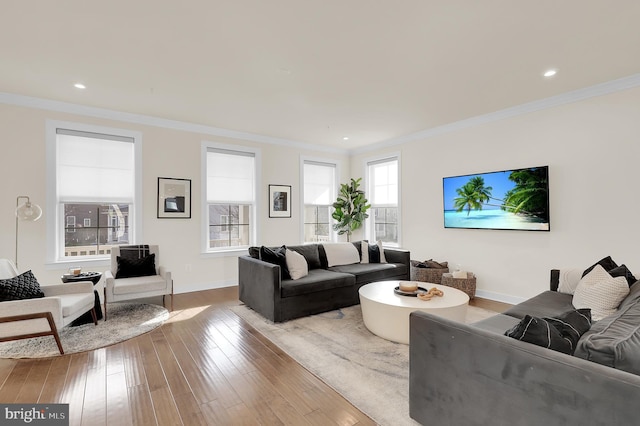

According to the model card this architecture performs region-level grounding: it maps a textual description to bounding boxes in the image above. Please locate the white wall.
[3,84,639,302]
[0,103,349,293]
[351,86,640,303]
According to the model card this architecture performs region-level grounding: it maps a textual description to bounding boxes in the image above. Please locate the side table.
[441,272,476,299]
[61,272,103,325]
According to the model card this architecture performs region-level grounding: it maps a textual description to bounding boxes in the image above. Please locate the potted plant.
[332,178,371,241]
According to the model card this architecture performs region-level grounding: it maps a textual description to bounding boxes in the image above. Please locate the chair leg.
[103,288,108,321]
[44,313,64,355]
[0,312,64,355]
[162,293,174,312]
[90,308,98,325]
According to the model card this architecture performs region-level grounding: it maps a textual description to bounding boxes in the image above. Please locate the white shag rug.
[0,303,169,358]
[230,304,495,426]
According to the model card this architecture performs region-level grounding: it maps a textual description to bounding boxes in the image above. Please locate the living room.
[2,2,640,425]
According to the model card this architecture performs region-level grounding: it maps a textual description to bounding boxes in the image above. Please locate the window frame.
[45,120,142,266]
[201,141,261,255]
[300,156,340,244]
[364,153,401,247]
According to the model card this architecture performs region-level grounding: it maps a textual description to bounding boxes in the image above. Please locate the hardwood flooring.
[0,287,507,425]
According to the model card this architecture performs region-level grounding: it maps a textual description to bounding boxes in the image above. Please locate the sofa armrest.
[0,297,63,319]
[159,266,173,292]
[550,269,560,291]
[41,281,93,296]
[383,247,410,265]
[238,256,282,322]
[384,248,410,280]
[409,311,640,426]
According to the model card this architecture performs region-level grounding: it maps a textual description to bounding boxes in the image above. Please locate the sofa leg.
[91,308,98,325]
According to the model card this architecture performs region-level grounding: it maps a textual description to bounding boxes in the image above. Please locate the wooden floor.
[0,287,507,426]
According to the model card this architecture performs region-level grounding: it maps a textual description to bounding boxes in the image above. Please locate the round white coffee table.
[359,280,469,344]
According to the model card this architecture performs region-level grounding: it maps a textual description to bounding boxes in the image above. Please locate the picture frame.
[157,177,191,219]
[269,184,291,218]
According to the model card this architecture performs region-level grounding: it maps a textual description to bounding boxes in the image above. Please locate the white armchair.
[0,259,97,354]
[104,245,173,320]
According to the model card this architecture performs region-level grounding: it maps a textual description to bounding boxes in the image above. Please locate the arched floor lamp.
[15,196,42,269]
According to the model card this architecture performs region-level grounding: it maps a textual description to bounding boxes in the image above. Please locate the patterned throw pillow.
[116,253,157,278]
[505,309,592,355]
[0,270,45,301]
[582,256,618,278]
[573,264,629,321]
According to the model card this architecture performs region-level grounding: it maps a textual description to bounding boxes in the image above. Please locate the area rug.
[0,303,169,359]
[230,304,495,426]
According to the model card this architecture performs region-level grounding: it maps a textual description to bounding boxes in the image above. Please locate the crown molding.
[0,92,348,155]
[351,72,640,155]
[3,72,640,158]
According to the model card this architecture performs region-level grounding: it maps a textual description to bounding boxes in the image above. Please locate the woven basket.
[441,272,476,299]
[410,260,449,284]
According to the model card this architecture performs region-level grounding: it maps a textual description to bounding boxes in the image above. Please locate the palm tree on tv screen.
[453,176,492,216]
[502,168,549,221]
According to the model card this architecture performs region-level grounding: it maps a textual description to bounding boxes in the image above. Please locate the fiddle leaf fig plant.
[332,178,371,241]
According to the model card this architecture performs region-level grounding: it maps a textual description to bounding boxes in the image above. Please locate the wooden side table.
[441,272,476,299]
[61,272,103,325]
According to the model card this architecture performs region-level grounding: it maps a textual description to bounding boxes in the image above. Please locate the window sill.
[45,258,111,270]
[201,248,248,259]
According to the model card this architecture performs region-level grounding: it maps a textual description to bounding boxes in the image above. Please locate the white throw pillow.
[285,249,308,280]
[322,243,360,267]
[377,240,387,263]
[572,264,629,321]
[557,268,584,295]
[360,241,370,264]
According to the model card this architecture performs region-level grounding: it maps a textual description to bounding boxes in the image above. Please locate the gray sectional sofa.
[238,243,410,322]
[409,269,640,426]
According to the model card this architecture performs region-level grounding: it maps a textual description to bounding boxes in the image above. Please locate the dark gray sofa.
[238,243,410,322]
[409,269,640,426]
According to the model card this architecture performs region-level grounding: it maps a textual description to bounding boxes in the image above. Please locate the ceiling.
[2,1,640,151]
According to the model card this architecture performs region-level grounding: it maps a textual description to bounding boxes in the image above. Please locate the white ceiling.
[2,1,640,150]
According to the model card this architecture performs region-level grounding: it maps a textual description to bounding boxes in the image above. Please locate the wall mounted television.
[443,165,550,231]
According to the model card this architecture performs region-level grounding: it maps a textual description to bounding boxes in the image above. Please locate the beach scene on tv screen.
[443,166,549,231]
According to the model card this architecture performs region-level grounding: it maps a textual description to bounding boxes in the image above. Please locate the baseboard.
[475,289,527,305]
[175,279,237,295]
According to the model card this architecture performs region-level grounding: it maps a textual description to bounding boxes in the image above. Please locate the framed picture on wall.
[158,177,192,218]
[269,184,291,218]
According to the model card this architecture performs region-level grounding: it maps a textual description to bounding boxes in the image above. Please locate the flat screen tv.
[443,165,550,231]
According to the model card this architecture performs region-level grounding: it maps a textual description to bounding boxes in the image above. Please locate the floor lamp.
[15,196,42,269]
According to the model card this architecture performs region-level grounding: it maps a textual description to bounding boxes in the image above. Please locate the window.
[366,156,400,245]
[302,160,337,243]
[47,121,141,263]
[204,145,258,251]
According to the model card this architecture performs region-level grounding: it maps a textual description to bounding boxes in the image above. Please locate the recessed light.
[74,83,86,89]
[343,137,349,140]
[543,69,557,78]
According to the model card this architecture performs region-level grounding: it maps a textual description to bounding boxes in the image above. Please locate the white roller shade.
[207,149,255,203]
[57,131,135,203]
[369,159,398,205]
[304,162,335,205]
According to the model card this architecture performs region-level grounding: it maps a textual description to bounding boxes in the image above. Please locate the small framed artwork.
[158,177,191,219]
[269,184,291,218]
